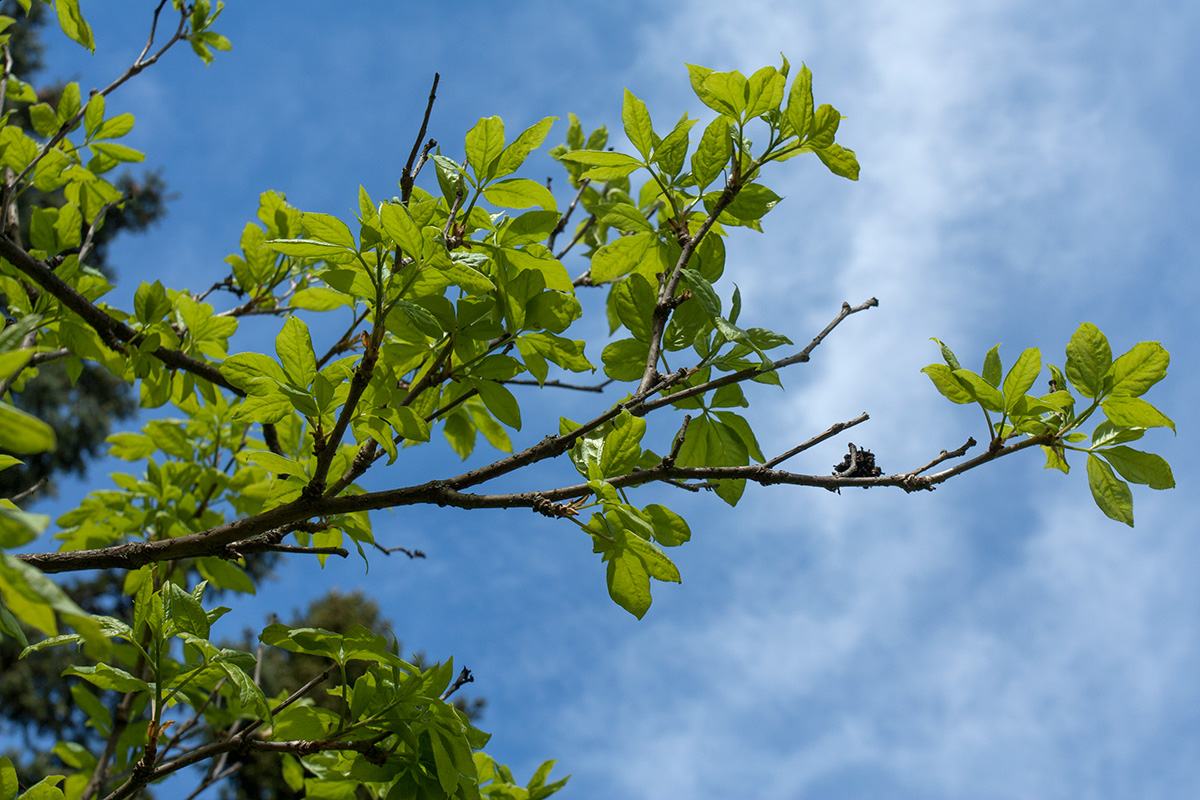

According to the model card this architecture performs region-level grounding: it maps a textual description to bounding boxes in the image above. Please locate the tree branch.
[0,237,242,394]
[400,73,439,203]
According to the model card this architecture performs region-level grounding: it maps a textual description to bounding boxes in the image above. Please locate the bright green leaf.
[1086,453,1134,526]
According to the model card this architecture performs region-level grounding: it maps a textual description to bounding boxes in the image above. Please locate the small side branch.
[440,667,474,701]
[762,413,870,469]
[400,73,440,202]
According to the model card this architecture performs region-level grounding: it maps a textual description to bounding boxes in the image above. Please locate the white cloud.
[548,1,1198,798]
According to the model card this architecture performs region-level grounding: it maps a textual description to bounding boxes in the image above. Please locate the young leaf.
[785,63,814,139]
[982,344,1003,388]
[1065,322,1112,399]
[275,316,317,388]
[555,150,642,181]
[597,411,646,478]
[692,117,732,190]
[0,402,56,454]
[1002,347,1041,410]
[813,143,860,181]
[483,178,558,212]
[55,0,95,51]
[951,369,1004,412]
[472,380,521,430]
[590,232,654,283]
[1086,454,1134,526]
[745,65,786,120]
[301,212,356,250]
[622,89,654,161]
[494,116,556,179]
[1101,396,1175,432]
[1098,446,1175,490]
[465,115,506,180]
[379,202,425,257]
[1107,341,1169,398]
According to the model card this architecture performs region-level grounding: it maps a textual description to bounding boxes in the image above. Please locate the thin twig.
[559,215,595,264]
[316,306,370,369]
[762,413,871,469]
[908,437,976,476]
[400,73,440,203]
[372,543,426,558]
[440,667,474,701]
[501,377,612,393]
[547,178,589,251]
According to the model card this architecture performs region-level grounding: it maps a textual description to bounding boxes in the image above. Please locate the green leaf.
[0,505,48,549]
[88,141,144,163]
[162,581,209,638]
[1098,446,1174,490]
[197,557,256,595]
[813,143,860,181]
[385,406,431,443]
[595,201,654,233]
[717,183,782,223]
[606,548,652,619]
[653,115,696,178]
[379,202,425,257]
[785,63,814,139]
[1065,322,1112,399]
[222,352,289,392]
[133,280,171,324]
[1090,420,1145,448]
[930,338,962,370]
[598,411,645,478]
[602,338,649,381]
[465,115,506,180]
[0,350,31,384]
[982,344,1003,387]
[1107,341,1169,398]
[245,451,307,478]
[0,402,56,454]
[745,65,786,120]
[472,380,521,430]
[94,113,134,141]
[302,212,356,250]
[808,104,841,148]
[1086,454,1134,526]
[921,364,974,405]
[680,268,720,318]
[2,757,18,800]
[483,178,558,212]
[714,410,764,463]
[590,232,654,283]
[611,273,656,342]
[501,209,560,246]
[63,663,149,693]
[275,316,317,388]
[622,89,654,161]
[290,286,350,311]
[1101,396,1175,432]
[692,116,732,190]
[28,103,58,137]
[494,116,557,178]
[265,238,355,262]
[55,0,94,51]
[643,504,691,546]
[555,150,643,181]
[1002,347,1041,411]
[951,369,1004,412]
[1042,446,1069,475]
[676,415,749,468]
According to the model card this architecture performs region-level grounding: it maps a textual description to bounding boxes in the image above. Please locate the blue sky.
[31,1,1200,798]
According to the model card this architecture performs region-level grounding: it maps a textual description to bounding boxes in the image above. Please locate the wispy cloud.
[548,1,1198,798]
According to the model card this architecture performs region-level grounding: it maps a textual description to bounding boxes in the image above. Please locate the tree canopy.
[0,3,1175,800]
